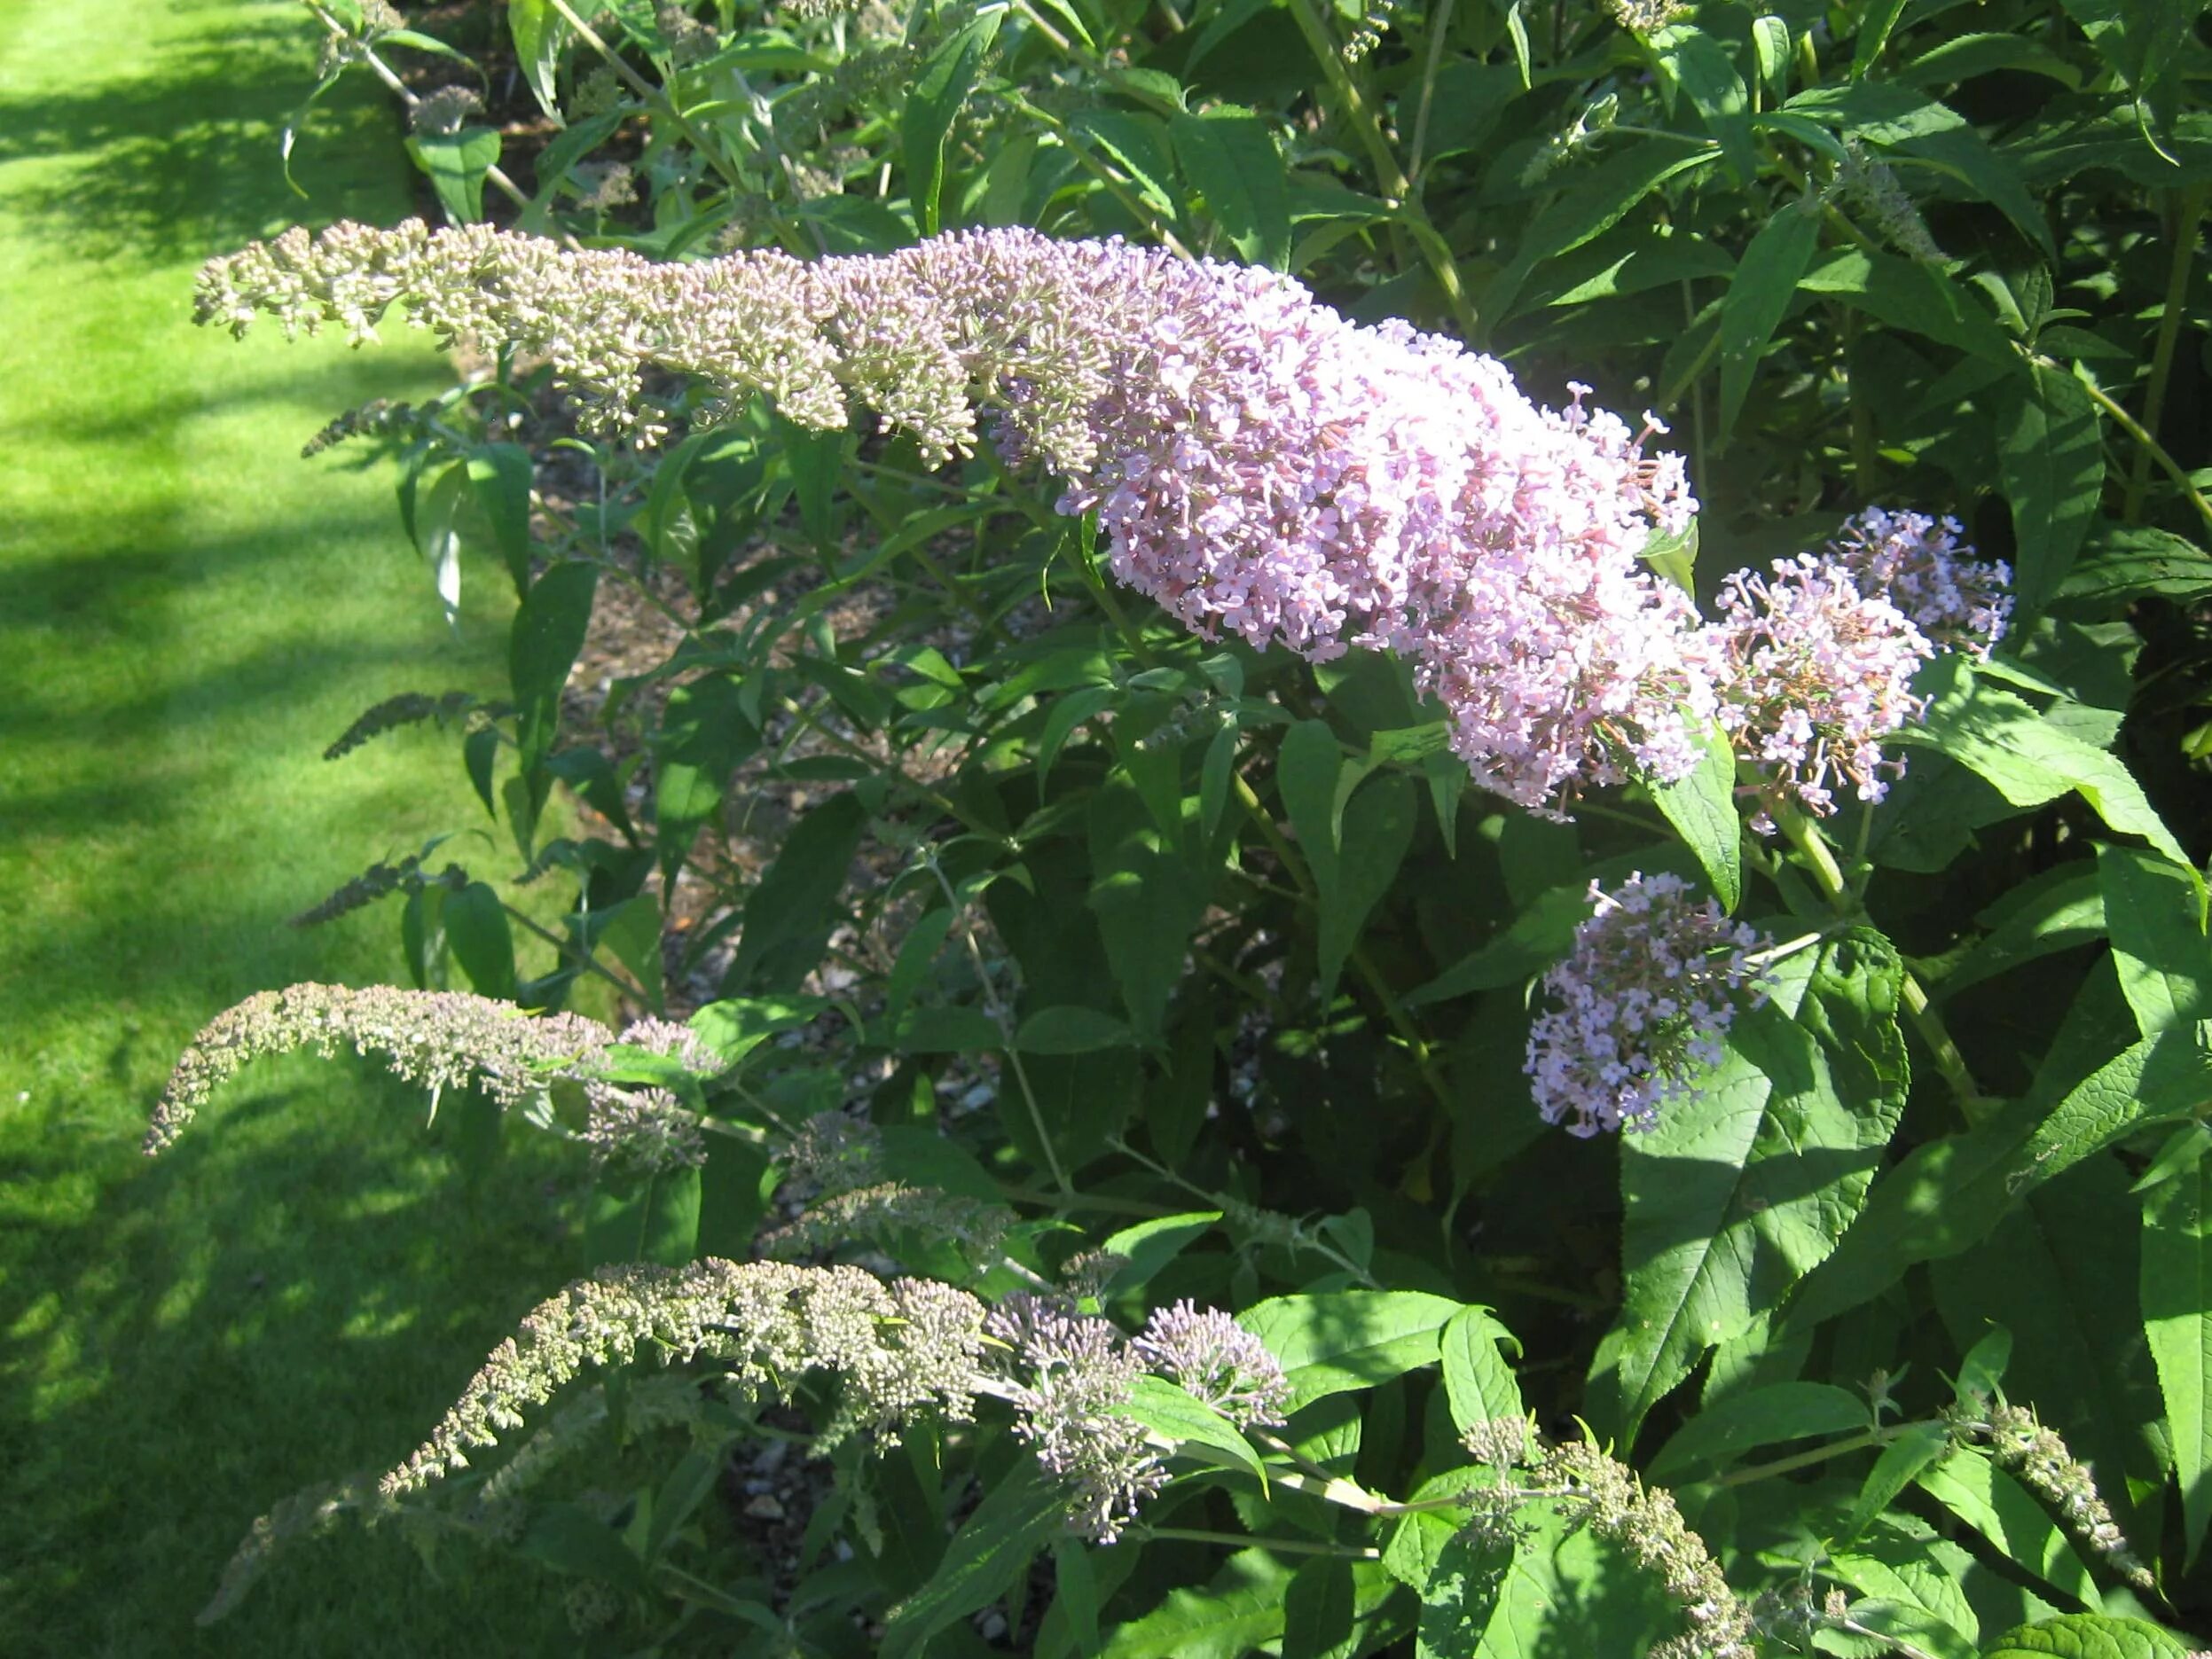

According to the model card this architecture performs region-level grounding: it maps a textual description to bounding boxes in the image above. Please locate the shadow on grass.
[0,2,591,1650]
[0,1064,583,1652]
[0,11,418,265]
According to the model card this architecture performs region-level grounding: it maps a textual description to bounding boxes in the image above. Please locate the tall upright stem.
[1282,0,1479,340]
[1777,809,1986,1118]
[2122,184,2209,523]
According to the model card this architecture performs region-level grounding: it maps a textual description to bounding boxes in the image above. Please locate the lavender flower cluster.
[198,222,1709,810]
[1524,873,1767,1137]
[984,1294,1290,1541]
[198,222,2014,814]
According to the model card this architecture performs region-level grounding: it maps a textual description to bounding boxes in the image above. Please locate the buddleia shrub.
[153,0,2212,1649]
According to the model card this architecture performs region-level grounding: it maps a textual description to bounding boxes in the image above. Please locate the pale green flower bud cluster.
[1463,1432,1757,1659]
[764,1109,1014,1264]
[1962,1401,2152,1588]
[758,1178,1013,1262]
[145,985,723,1170]
[145,983,613,1154]
[581,1086,708,1177]
[384,1259,989,1496]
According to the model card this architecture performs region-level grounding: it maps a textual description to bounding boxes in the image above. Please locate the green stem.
[2125,185,2208,522]
[1777,809,1986,1117]
[1282,0,1479,340]
[924,857,1073,1199]
[996,93,1196,259]
[1130,1526,1379,1559]
[2064,360,2212,541]
[545,0,750,197]
[1721,1423,1909,1487]
[1406,0,1457,183]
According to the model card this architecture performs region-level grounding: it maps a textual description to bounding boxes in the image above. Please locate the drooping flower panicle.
[144,983,719,1162]
[199,221,1701,810]
[1525,873,1767,1136]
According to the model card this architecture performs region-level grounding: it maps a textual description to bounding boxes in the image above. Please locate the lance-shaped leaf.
[1590,931,1908,1441]
[2143,1155,2212,1564]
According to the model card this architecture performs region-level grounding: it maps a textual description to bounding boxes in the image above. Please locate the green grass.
[0,1,583,1649]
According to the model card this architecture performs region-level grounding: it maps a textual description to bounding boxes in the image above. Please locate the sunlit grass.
[0,1,584,1649]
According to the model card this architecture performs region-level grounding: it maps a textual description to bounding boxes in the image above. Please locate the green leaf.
[882,1004,1002,1054]
[1980,1614,2196,1659]
[1073,109,1180,216]
[1996,364,2104,614]
[1930,1160,2169,1531]
[1102,1549,1295,1659]
[1650,717,1744,910]
[598,892,663,1012]
[1426,1500,1683,1657]
[584,1163,702,1268]
[903,12,1001,236]
[410,458,467,622]
[405,127,502,223]
[1439,1307,1525,1439]
[1592,934,1909,1439]
[2143,1155,2212,1563]
[1101,1210,1221,1296]
[467,443,534,593]
[2012,1022,2212,1200]
[508,0,574,119]
[1844,1420,1954,1542]
[1281,1557,1361,1659]
[882,1463,1068,1659]
[1384,1471,1492,1592]
[1798,247,2013,362]
[1088,779,1204,1045]
[1828,1523,1981,1659]
[1037,685,1118,794]
[654,674,760,886]
[1785,966,2142,1333]
[1852,0,1912,78]
[1917,1450,2099,1609]
[509,560,600,814]
[1714,207,1818,445]
[1942,867,2105,998]
[1414,1525,1514,1659]
[1647,1382,1869,1482]
[519,1500,649,1591]
[1114,1374,1265,1482]
[884,907,953,1021]
[1316,771,1416,999]
[1753,15,1792,95]
[1171,107,1291,269]
[1014,1006,1138,1054]
[2055,526,2212,612]
[1238,1291,1460,1409]
[2098,844,2211,1040]
[1277,720,1344,895]
[1483,145,1720,325]
[443,880,516,1001]
[1902,656,2192,875]
[1651,24,1755,183]
[727,792,867,994]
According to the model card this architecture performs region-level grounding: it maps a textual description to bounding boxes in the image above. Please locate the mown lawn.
[0,0,580,1648]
